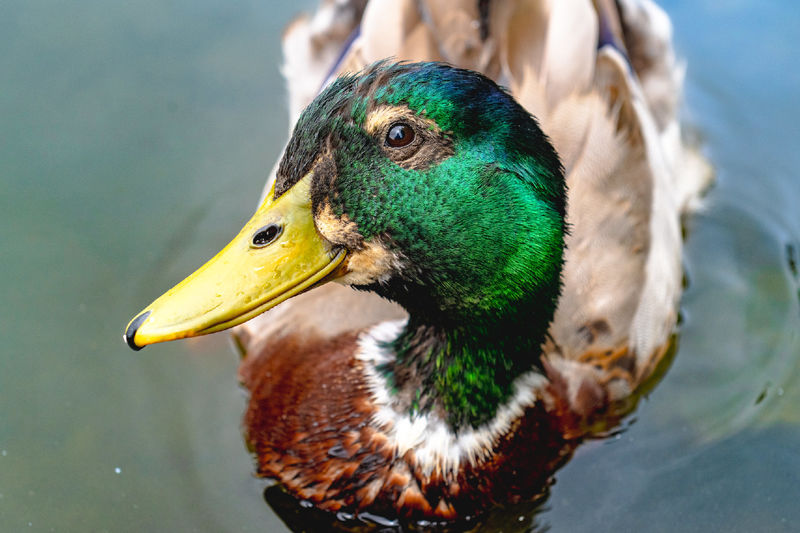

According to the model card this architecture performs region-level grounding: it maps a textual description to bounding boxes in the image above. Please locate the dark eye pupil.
[251,224,282,247]
[386,123,414,148]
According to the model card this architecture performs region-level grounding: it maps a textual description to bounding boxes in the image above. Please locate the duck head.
[125,62,565,425]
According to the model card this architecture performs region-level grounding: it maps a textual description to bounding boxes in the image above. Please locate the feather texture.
[237,0,711,414]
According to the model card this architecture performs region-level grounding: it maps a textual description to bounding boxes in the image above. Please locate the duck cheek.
[313,198,366,250]
[334,238,400,286]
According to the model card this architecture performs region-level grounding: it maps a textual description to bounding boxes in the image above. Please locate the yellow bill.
[124,176,344,350]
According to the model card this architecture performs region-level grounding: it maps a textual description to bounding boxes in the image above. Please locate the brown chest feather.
[240,333,578,520]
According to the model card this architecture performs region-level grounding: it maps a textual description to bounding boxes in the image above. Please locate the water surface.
[1,1,798,531]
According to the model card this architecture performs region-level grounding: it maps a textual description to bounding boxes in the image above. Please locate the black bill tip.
[124,310,151,351]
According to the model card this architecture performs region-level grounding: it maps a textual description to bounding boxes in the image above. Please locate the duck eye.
[386,123,415,148]
[251,224,282,248]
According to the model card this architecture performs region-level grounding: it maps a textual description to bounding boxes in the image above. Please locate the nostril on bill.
[251,224,283,248]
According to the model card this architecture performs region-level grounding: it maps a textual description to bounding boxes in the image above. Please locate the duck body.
[125,0,711,522]
[240,328,572,520]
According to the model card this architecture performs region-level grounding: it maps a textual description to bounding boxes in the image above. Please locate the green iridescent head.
[277,61,565,324]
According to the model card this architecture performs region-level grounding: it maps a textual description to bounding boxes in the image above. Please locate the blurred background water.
[1,1,798,531]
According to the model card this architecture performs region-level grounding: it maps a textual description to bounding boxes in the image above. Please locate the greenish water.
[1,1,798,531]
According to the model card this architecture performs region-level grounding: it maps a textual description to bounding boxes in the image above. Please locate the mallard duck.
[125,0,710,522]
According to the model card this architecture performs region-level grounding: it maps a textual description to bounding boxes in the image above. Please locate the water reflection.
[264,483,552,532]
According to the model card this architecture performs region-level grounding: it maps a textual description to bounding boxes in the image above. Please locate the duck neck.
[384,298,553,430]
